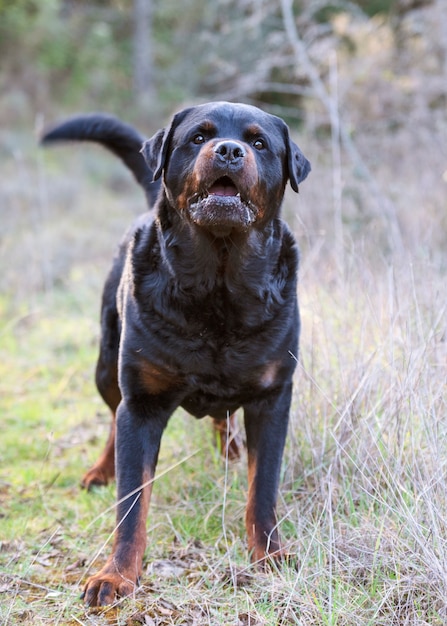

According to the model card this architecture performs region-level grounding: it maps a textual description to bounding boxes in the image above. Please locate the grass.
[1,125,447,625]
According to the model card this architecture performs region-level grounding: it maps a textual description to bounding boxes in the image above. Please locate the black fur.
[42,101,310,606]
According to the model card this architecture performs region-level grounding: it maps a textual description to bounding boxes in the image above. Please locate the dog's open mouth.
[188,176,257,235]
[207,176,239,197]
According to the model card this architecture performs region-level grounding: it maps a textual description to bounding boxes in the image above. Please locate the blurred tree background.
[0,0,443,122]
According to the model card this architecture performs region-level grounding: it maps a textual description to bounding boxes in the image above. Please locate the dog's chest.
[127,227,299,409]
[135,283,291,388]
[157,290,272,367]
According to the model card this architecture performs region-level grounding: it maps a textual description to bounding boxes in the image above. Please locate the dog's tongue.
[208,177,238,197]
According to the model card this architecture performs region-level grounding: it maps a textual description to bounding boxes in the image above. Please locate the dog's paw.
[82,563,137,606]
[81,465,114,490]
[250,545,298,572]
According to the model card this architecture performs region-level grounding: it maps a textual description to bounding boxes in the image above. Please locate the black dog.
[42,101,310,606]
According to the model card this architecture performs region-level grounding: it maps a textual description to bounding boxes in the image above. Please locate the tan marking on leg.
[83,469,153,606]
[212,413,244,461]
[81,414,116,489]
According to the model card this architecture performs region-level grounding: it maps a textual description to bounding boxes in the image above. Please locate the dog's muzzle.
[188,141,258,236]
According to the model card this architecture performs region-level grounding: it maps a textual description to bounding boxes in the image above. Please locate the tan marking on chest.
[139,360,180,394]
[259,361,280,388]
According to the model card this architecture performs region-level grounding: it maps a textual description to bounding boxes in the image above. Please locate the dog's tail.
[41,113,160,206]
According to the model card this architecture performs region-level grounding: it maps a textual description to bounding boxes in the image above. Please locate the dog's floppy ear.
[141,128,166,181]
[283,125,311,192]
[141,108,192,181]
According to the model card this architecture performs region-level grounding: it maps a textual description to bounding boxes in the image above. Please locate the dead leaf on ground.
[146,559,187,579]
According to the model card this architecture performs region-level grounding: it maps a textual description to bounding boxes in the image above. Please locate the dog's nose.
[214,140,246,163]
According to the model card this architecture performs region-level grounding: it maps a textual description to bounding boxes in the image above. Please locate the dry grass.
[283,256,447,624]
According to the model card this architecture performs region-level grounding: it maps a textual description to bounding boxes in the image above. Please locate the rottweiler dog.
[42,101,310,606]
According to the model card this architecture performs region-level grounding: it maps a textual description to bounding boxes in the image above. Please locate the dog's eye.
[253,139,266,150]
[193,134,206,145]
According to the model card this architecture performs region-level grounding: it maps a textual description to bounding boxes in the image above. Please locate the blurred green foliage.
[0,0,397,120]
[0,0,132,113]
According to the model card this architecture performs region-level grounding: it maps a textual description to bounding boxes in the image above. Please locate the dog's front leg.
[243,384,292,565]
[82,399,169,606]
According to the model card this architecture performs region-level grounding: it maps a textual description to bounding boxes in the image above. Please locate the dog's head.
[142,102,310,237]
